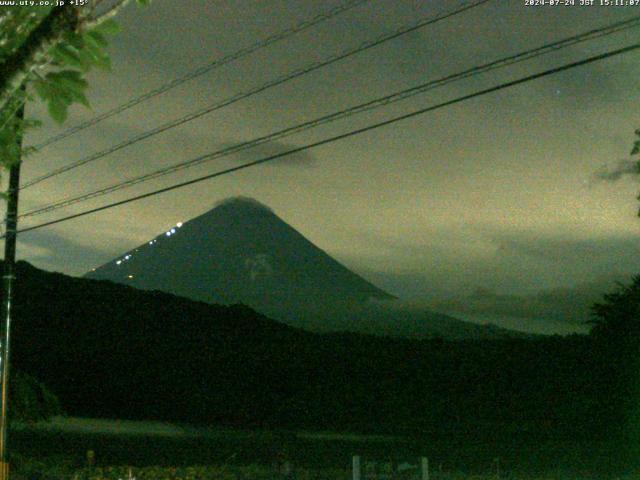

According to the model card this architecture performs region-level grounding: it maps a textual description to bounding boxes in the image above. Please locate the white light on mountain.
[176,222,183,228]
[170,228,176,234]
[116,260,122,265]
[128,275,134,279]
[149,241,153,245]
[125,255,131,260]
[166,231,171,236]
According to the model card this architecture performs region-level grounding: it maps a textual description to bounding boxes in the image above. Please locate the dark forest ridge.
[3,261,587,432]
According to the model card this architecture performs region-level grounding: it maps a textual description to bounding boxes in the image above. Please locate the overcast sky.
[11,0,640,334]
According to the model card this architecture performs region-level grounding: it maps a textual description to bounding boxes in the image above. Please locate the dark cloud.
[17,230,111,275]
[214,196,274,213]
[544,57,637,110]
[591,158,638,182]
[352,231,637,330]
[429,272,632,326]
[493,232,640,275]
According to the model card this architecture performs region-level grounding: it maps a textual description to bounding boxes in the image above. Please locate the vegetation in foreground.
[7,420,639,480]
[8,460,640,480]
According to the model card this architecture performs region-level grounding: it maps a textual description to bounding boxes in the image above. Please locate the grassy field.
[7,417,638,479]
[12,417,413,468]
[10,462,640,480]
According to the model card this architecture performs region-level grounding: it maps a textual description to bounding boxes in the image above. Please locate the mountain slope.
[12,261,313,424]
[85,197,517,338]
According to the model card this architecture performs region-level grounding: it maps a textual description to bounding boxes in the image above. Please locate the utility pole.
[0,95,25,480]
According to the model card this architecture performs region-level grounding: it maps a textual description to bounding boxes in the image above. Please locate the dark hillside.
[2,261,630,467]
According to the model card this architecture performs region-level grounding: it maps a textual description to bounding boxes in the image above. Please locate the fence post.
[353,456,361,480]
[420,457,429,480]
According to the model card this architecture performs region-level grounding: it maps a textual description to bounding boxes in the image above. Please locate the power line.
[19,14,640,219]
[21,0,492,189]
[13,42,640,237]
[29,0,371,151]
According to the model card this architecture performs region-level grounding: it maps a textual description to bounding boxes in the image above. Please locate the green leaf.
[46,71,90,108]
[136,0,151,6]
[48,99,69,124]
[83,34,107,60]
[92,51,112,71]
[50,43,82,69]
[62,30,85,50]
[633,130,640,156]
[32,79,53,103]
[47,70,87,89]
[85,30,108,49]
[72,90,90,108]
[79,37,112,71]
[76,47,95,72]
[91,19,121,36]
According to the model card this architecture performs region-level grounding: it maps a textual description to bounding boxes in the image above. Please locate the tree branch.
[0,5,80,114]
[85,0,133,29]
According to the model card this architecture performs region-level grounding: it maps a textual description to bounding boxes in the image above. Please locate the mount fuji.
[86,197,518,338]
